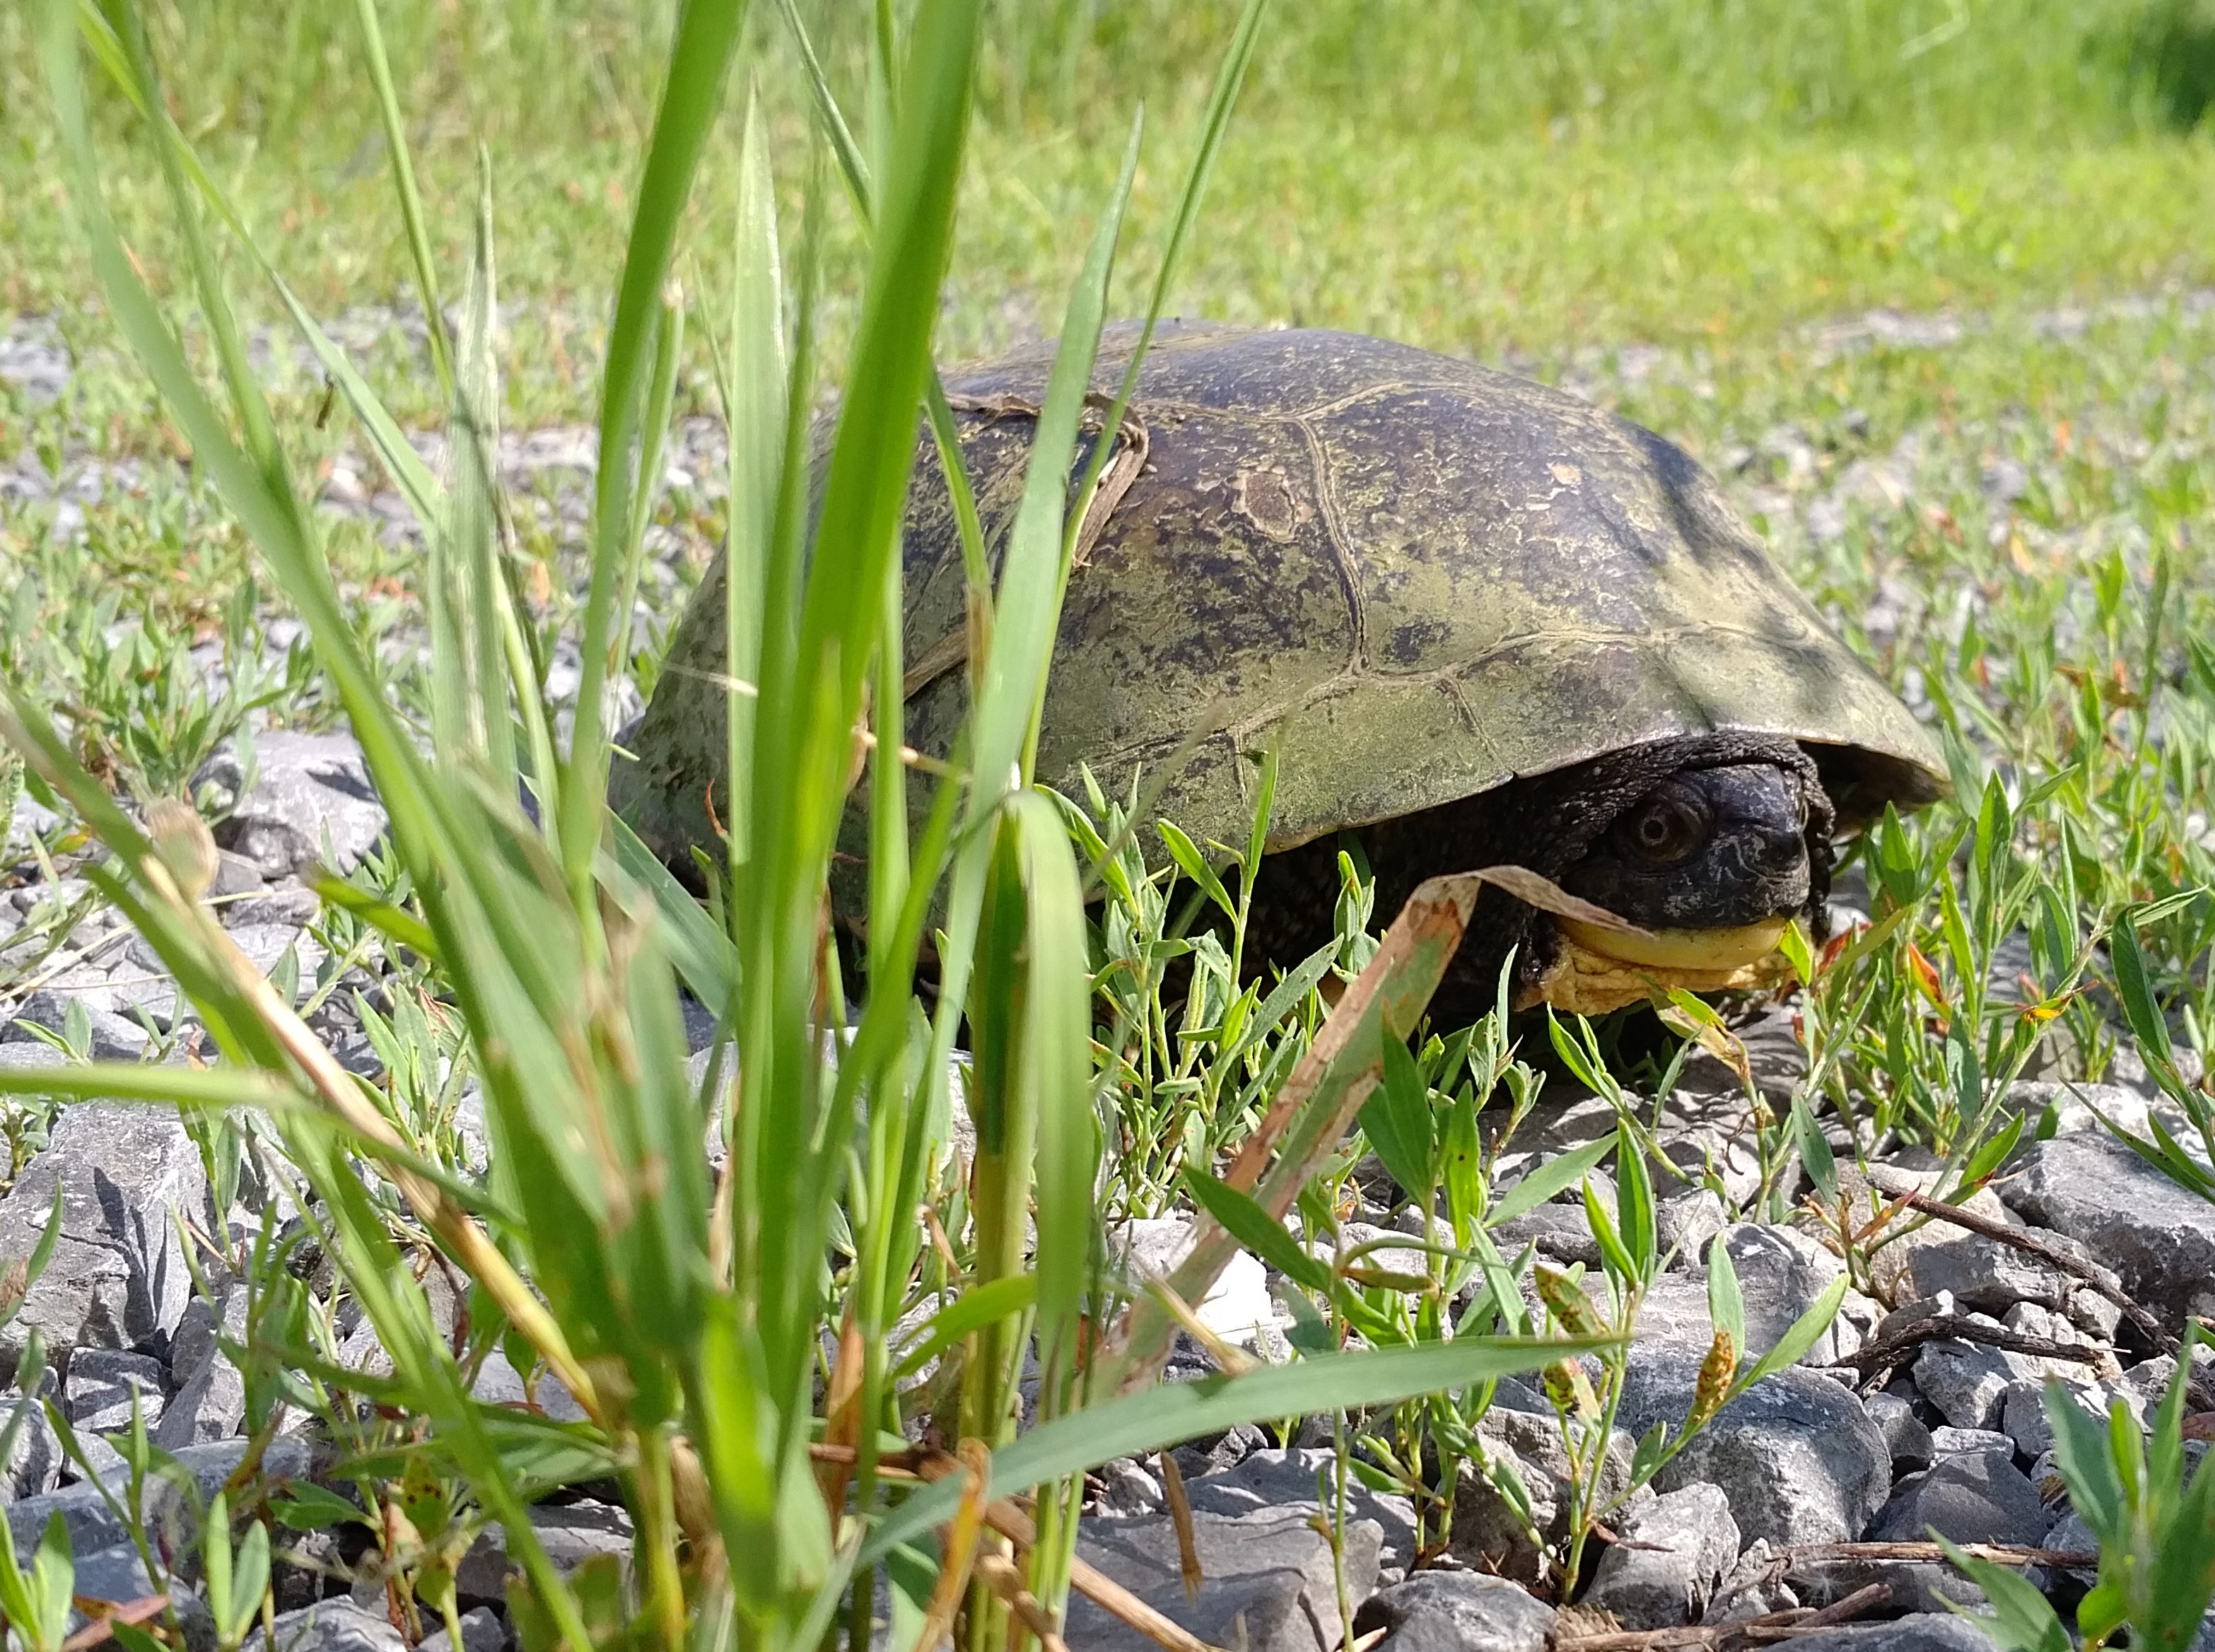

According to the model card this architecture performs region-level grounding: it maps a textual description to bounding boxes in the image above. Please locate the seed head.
[145,797,218,903]
[1689,1328,1738,1430]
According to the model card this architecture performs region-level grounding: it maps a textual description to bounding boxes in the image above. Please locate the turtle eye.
[1617,787,1710,866]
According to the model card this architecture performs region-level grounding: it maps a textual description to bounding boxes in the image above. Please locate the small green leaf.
[1931,1535,2071,1652]
[1159,820,1237,920]
[1705,1231,1745,1349]
[1582,1180,1637,1291]
[1777,918,1816,988]
[2110,915,2175,1067]
[1186,1167,1333,1295]
[1360,1032,1436,1199]
[1488,1137,1615,1230]
[1956,1113,2024,1191]
[1278,1282,1336,1358]
[1615,1121,1656,1280]
[271,1483,373,1532]
[1791,1096,1836,1202]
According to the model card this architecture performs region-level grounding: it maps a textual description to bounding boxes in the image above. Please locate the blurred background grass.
[4,0,2214,406]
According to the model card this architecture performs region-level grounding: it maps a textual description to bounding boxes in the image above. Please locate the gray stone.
[1487,1205,1602,1270]
[1863,1391,1934,1473]
[69,1542,159,1605]
[2003,1135,2215,1323]
[1615,1350,1889,1547]
[1928,1427,2016,1461]
[1875,1217,2086,1318]
[1778,1614,1997,1651]
[1709,1537,1796,1623]
[64,1348,167,1432]
[1068,1504,1381,1652]
[209,852,266,901]
[1622,1224,1853,1364]
[0,1389,62,1501]
[2064,1287,2124,1342]
[0,322,71,403]
[1177,1447,1418,1578]
[0,1044,66,1076]
[1869,1453,2048,1545]
[1352,1571,1555,1652]
[196,732,389,879]
[2045,1508,2098,1569]
[1911,1318,2079,1431]
[0,1105,209,1368]
[1583,1482,1738,1629]
[8,1437,315,1554]
[1092,1458,1164,1516]
[1111,1217,1276,1346]
[453,1500,633,1603]
[1997,1374,2141,1460]
[419,1606,505,1652]
[1654,1189,1727,1269]
[221,922,325,985]
[3,991,151,1058]
[1449,1404,1644,1581]
[470,1351,589,1423]
[1169,1422,1267,1480]
[251,1600,407,1652]
[2115,1348,2214,1413]
[156,1341,247,1448]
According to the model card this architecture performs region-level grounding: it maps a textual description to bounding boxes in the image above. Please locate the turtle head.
[1538,763,1818,1001]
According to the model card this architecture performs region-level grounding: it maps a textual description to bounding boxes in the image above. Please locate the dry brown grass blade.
[1473,865,1654,937]
[974,1552,1070,1652]
[61,1594,171,1652]
[1212,873,1482,1202]
[1103,865,1638,1395]
[974,1493,1225,1652]
[914,1440,993,1652]
[1158,1450,1203,1605]
[143,843,607,1429]
[817,1306,867,1511]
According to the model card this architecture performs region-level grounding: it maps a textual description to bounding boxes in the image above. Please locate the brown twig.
[1888,1187,2174,1353]
[1824,1313,2112,1377]
[1782,1540,2098,1569]
[1548,1583,1893,1649]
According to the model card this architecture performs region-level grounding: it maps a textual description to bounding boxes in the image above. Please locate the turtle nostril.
[1760,830,1808,873]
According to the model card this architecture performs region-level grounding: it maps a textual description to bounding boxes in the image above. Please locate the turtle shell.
[896,323,1942,853]
[613,323,1944,877]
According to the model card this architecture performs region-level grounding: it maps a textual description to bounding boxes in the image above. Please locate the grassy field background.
[4,0,2215,389]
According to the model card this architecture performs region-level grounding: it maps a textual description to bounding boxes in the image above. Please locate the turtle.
[613,322,1945,1022]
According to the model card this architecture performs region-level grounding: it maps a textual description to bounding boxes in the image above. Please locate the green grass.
[4,1,2214,416]
[2,1,2214,1646]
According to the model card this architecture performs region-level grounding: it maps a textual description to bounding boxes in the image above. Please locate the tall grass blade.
[563,0,750,896]
[351,0,455,399]
[865,1332,1617,1564]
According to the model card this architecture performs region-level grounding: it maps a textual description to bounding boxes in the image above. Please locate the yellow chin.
[1519,917,1796,1016]
[1555,915,1789,971]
